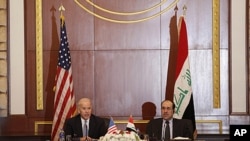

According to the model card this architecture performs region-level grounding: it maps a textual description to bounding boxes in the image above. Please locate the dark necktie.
[165,120,170,141]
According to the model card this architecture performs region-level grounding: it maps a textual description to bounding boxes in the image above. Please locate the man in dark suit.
[64,98,107,140]
[146,100,193,140]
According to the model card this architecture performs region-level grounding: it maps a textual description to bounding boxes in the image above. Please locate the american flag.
[107,117,118,134]
[51,15,76,141]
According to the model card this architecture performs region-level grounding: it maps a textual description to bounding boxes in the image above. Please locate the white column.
[9,0,25,115]
[231,0,247,113]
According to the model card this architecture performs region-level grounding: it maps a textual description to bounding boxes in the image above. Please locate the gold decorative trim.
[34,121,53,134]
[36,0,44,110]
[212,0,220,108]
[85,0,168,15]
[114,120,149,124]
[196,120,222,134]
[33,120,148,133]
[74,0,179,23]
[116,120,223,134]
[34,120,222,134]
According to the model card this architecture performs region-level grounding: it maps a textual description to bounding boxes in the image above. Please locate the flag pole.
[53,4,65,93]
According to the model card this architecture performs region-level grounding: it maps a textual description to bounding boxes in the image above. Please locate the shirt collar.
[81,117,89,125]
[163,118,173,124]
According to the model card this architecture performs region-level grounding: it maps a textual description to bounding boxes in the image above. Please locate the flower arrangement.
[99,130,141,141]
[100,115,147,141]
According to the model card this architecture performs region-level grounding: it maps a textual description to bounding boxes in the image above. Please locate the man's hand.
[80,136,92,141]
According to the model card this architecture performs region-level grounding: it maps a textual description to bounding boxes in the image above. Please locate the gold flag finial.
[59,4,65,13]
[59,4,65,26]
[182,5,187,16]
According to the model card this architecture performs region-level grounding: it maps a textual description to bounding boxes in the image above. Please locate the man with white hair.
[64,98,107,141]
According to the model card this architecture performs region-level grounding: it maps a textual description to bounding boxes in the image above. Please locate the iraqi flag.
[173,16,196,133]
[125,115,137,133]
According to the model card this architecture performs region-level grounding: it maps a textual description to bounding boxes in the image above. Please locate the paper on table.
[173,136,191,140]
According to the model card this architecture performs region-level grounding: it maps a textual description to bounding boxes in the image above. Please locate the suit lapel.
[75,115,84,137]
[88,115,95,137]
[172,118,180,138]
[155,118,164,139]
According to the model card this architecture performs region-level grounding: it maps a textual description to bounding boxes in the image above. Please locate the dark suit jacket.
[146,118,193,140]
[63,114,107,139]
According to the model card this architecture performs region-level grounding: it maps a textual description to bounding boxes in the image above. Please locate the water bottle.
[65,135,72,141]
[59,129,65,141]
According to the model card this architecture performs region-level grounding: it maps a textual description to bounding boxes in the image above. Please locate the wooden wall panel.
[93,0,161,23]
[1,0,231,136]
[94,50,163,117]
[71,51,95,101]
[41,51,57,118]
[42,0,95,51]
[93,0,161,50]
[94,20,161,50]
[189,49,229,133]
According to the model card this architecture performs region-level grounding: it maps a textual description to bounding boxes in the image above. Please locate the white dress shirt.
[162,118,173,139]
[81,118,89,136]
